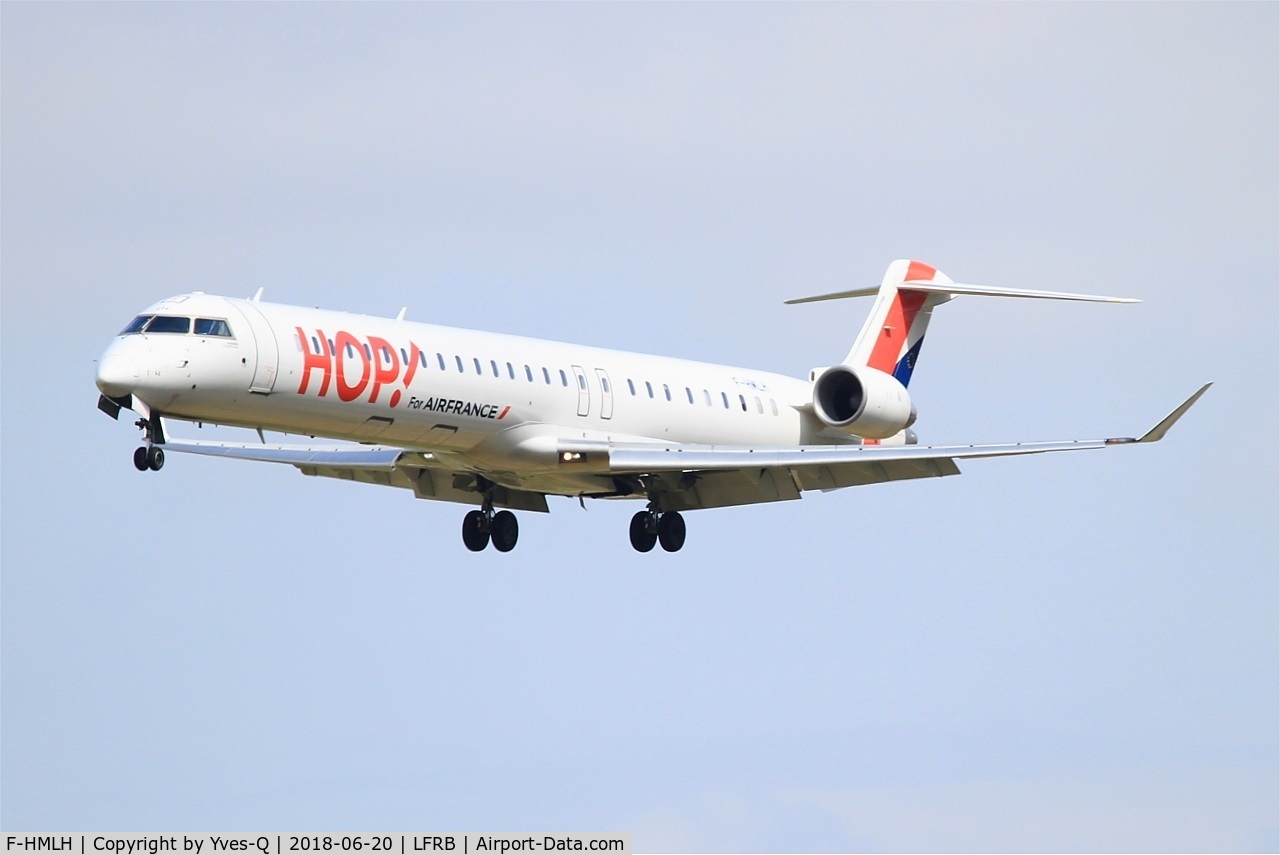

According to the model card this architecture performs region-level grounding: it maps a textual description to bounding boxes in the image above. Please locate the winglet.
[1105,383,1211,445]
[1137,383,1212,443]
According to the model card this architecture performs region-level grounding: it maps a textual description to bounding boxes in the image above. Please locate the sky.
[2,3,1277,852]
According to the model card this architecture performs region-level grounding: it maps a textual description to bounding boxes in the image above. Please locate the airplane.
[94,259,1209,554]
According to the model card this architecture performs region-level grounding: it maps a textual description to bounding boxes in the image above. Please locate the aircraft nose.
[96,349,138,398]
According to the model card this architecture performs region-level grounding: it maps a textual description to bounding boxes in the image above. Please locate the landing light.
[562,452,582,461]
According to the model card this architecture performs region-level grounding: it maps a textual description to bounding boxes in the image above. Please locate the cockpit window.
[120,315,153,335]
[144,316,191,334]
[194,318,233,337]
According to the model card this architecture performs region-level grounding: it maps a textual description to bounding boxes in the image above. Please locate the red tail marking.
[498,406,511,420]
[867,290,927,374]
[905,260,937,282]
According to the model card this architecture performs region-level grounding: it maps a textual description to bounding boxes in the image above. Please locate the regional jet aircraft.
[95,259,1209,553]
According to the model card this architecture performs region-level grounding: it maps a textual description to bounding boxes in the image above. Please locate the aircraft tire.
[629,511,657,553]
[462,510,490,552]
[491,510,518,553]
[658,511,686,552]
[146,446,165,471]
[133,447,150,471]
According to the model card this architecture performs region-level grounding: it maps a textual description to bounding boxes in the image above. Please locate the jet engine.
[811,364,916,439]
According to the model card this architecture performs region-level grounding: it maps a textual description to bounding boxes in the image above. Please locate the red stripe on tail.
[867,290,927,374]
[905,260,937,282]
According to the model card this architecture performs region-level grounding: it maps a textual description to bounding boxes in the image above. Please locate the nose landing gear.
[133,445,164,471]
[131,417,165,471]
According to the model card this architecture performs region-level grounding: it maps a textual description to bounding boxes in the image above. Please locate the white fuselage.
[96,292,849,496]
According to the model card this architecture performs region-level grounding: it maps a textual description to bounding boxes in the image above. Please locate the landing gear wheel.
[462,510,490,552]
[491,510,519,553]
[133,447,150,471]
[146,446,165,471]
[629,511,657,553]
[658,511,686,552]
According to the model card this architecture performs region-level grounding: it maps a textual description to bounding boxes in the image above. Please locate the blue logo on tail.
[893,337,926,387]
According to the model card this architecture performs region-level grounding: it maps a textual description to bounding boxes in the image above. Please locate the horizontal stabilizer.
[787,282,1139,305]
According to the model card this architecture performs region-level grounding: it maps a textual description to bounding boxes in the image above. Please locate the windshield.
[143,316,191,334]
[120,315,153,335]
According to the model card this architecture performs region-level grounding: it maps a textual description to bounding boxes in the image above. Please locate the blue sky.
[2,3,1276,851]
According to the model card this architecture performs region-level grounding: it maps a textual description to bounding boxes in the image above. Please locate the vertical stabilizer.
[844,259,953,387]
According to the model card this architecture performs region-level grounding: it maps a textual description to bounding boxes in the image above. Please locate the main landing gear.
[462,498,519,553]
[629,502,686,553]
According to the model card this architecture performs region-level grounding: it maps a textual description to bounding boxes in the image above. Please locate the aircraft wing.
[570,383,1212,511]
[160,384,1208,514]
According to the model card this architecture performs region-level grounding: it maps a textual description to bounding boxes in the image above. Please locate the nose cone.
[96,344,138,398]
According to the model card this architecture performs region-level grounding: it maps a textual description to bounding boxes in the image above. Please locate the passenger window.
[663,384,671,402]
[437,353,446,370]
[194,318,232,337]
[491,360,500,378]
[364,344,373,361]
[454,356,464,373]
[311,336,322,354]
[145,316,191,334]
[419,351,428,369]
[474,357,483,375]
[703,389,712,406]
[770,399,778,416]
[627,379,636,396]
[645,381,654,399]
[560,369,568,387]
[739,394,748,412]
[401,348,409,365]
[347,343,355,358]
[578,374,587,390]
[602,378,611,393]
[542,367,551,384]
[525,365,533,382]
[120,315,153,335]
[755,396,763,414]
[721,392,730,409]
[685,387,694,404]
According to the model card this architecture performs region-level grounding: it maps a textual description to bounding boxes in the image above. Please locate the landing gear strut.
[461,491,519,553]
[629,500,686,553]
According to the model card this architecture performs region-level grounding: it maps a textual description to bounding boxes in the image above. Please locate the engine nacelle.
[811,364,916,439]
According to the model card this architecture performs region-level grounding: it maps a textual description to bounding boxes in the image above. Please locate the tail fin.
[786,260,1139,388]
[846,260,951,387]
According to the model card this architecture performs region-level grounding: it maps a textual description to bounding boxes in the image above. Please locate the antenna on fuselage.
[250,287,264,302]
[395,307,407,321]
